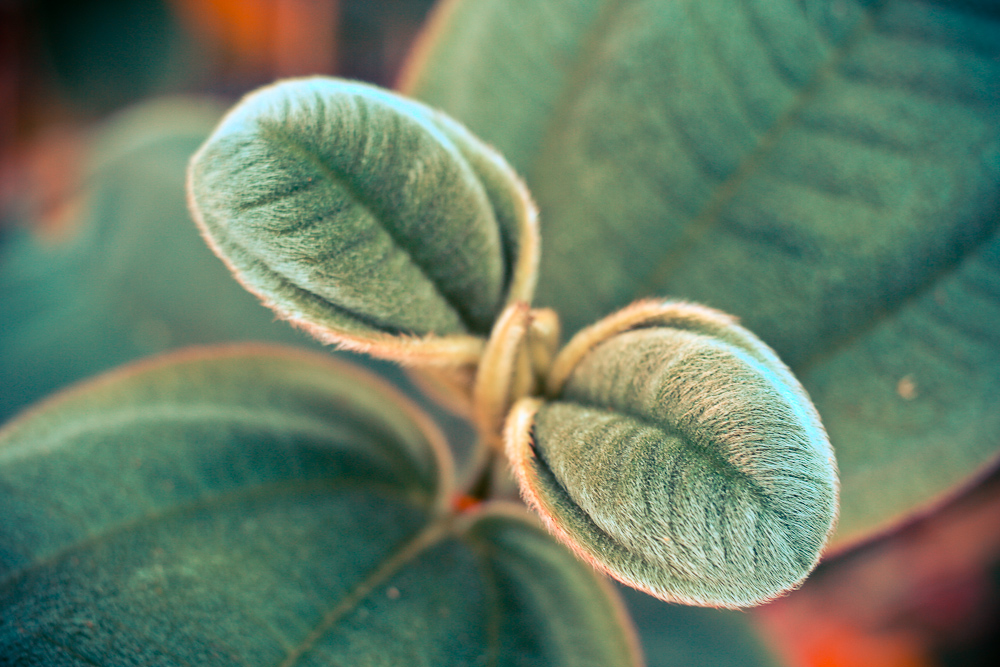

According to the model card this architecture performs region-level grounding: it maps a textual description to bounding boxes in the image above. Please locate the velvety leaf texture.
[515,311,837,607]
[406,0,1000,546]
[0,346,640,666]
[0,98,339,425]
[188,77,533,348]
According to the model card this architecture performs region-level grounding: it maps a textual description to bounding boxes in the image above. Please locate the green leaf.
[507,302,837,608]
[619,586,779,667]
[405,0,1000,546]
[0,346,640,666]
[188,77,538,364]
[0,98,344,425]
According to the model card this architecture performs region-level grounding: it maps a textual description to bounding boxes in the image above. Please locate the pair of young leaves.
[402,0,1000,550]
[187,77,839,609]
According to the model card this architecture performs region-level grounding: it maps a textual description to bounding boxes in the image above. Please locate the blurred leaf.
[0,345,641,666]
[620,586,778,667]
[509,301,837,608]
[404,0,1000,546]
[36,0,195,114]
[0,97,345,424]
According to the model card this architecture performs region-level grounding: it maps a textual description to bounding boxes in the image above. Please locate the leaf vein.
[460,538,501,667]
[632,0,887,297]
[0,479,417,593]
[257,124,477,332]
[276,517,452,667]
[682,0,763,136]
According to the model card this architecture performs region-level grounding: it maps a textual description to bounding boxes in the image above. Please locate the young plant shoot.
[187,77,840,609]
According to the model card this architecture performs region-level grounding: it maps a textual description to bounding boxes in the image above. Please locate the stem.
[472,304,562,451]
[466,447,498,501]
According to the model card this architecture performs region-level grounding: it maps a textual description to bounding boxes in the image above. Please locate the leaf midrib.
[565,398,773,500]
[258,123,482,335]
[277,515,454,667]
[629,0,887,297]
[537,395,812,568]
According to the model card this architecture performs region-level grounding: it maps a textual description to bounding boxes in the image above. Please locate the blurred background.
[1,1,997,665]
[0,0,435,235]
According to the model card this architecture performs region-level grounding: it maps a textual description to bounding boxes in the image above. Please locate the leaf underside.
[406,0,1000,546]
[0,347,638,666]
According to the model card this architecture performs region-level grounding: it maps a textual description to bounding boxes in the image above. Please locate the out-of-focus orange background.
[0,0,432,236]
[1,2,997,666]
[758,466,1000,667]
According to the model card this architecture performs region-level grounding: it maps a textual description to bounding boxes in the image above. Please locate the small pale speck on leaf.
[897,375,918,400]
[386,586,401,600]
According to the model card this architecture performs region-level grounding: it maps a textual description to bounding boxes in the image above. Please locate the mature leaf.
[188,77,537,363]
[405,0,1000,546]
[508,303,838,608]
[0,98,339,425]
[800,229,1000,546]
[619,586,778,667]
[0,346,640,666]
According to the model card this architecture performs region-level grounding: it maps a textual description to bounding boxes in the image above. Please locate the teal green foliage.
[407,0,1000,545]
[802,228,1000,542]
[0,347,639,666]
[0,2,849,663]
[188,77,529,340]
[185,73,837,609]
[530,320,836,607]
[0,99,340,424]
[620,586,776,667]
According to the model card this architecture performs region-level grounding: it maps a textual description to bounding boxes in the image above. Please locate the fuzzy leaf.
[405,0,1000,546]
[508,303,838,608]
[0,346,640,666]
[188,77,537,363]
[0,98,344,425]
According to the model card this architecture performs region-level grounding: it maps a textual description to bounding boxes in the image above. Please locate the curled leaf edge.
[0,342,457,518]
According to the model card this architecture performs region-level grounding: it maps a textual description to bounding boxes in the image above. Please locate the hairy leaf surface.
[188,77,536,361]
[0,346,639,666]
[405,0,1000,545]
[509,304,838,607]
